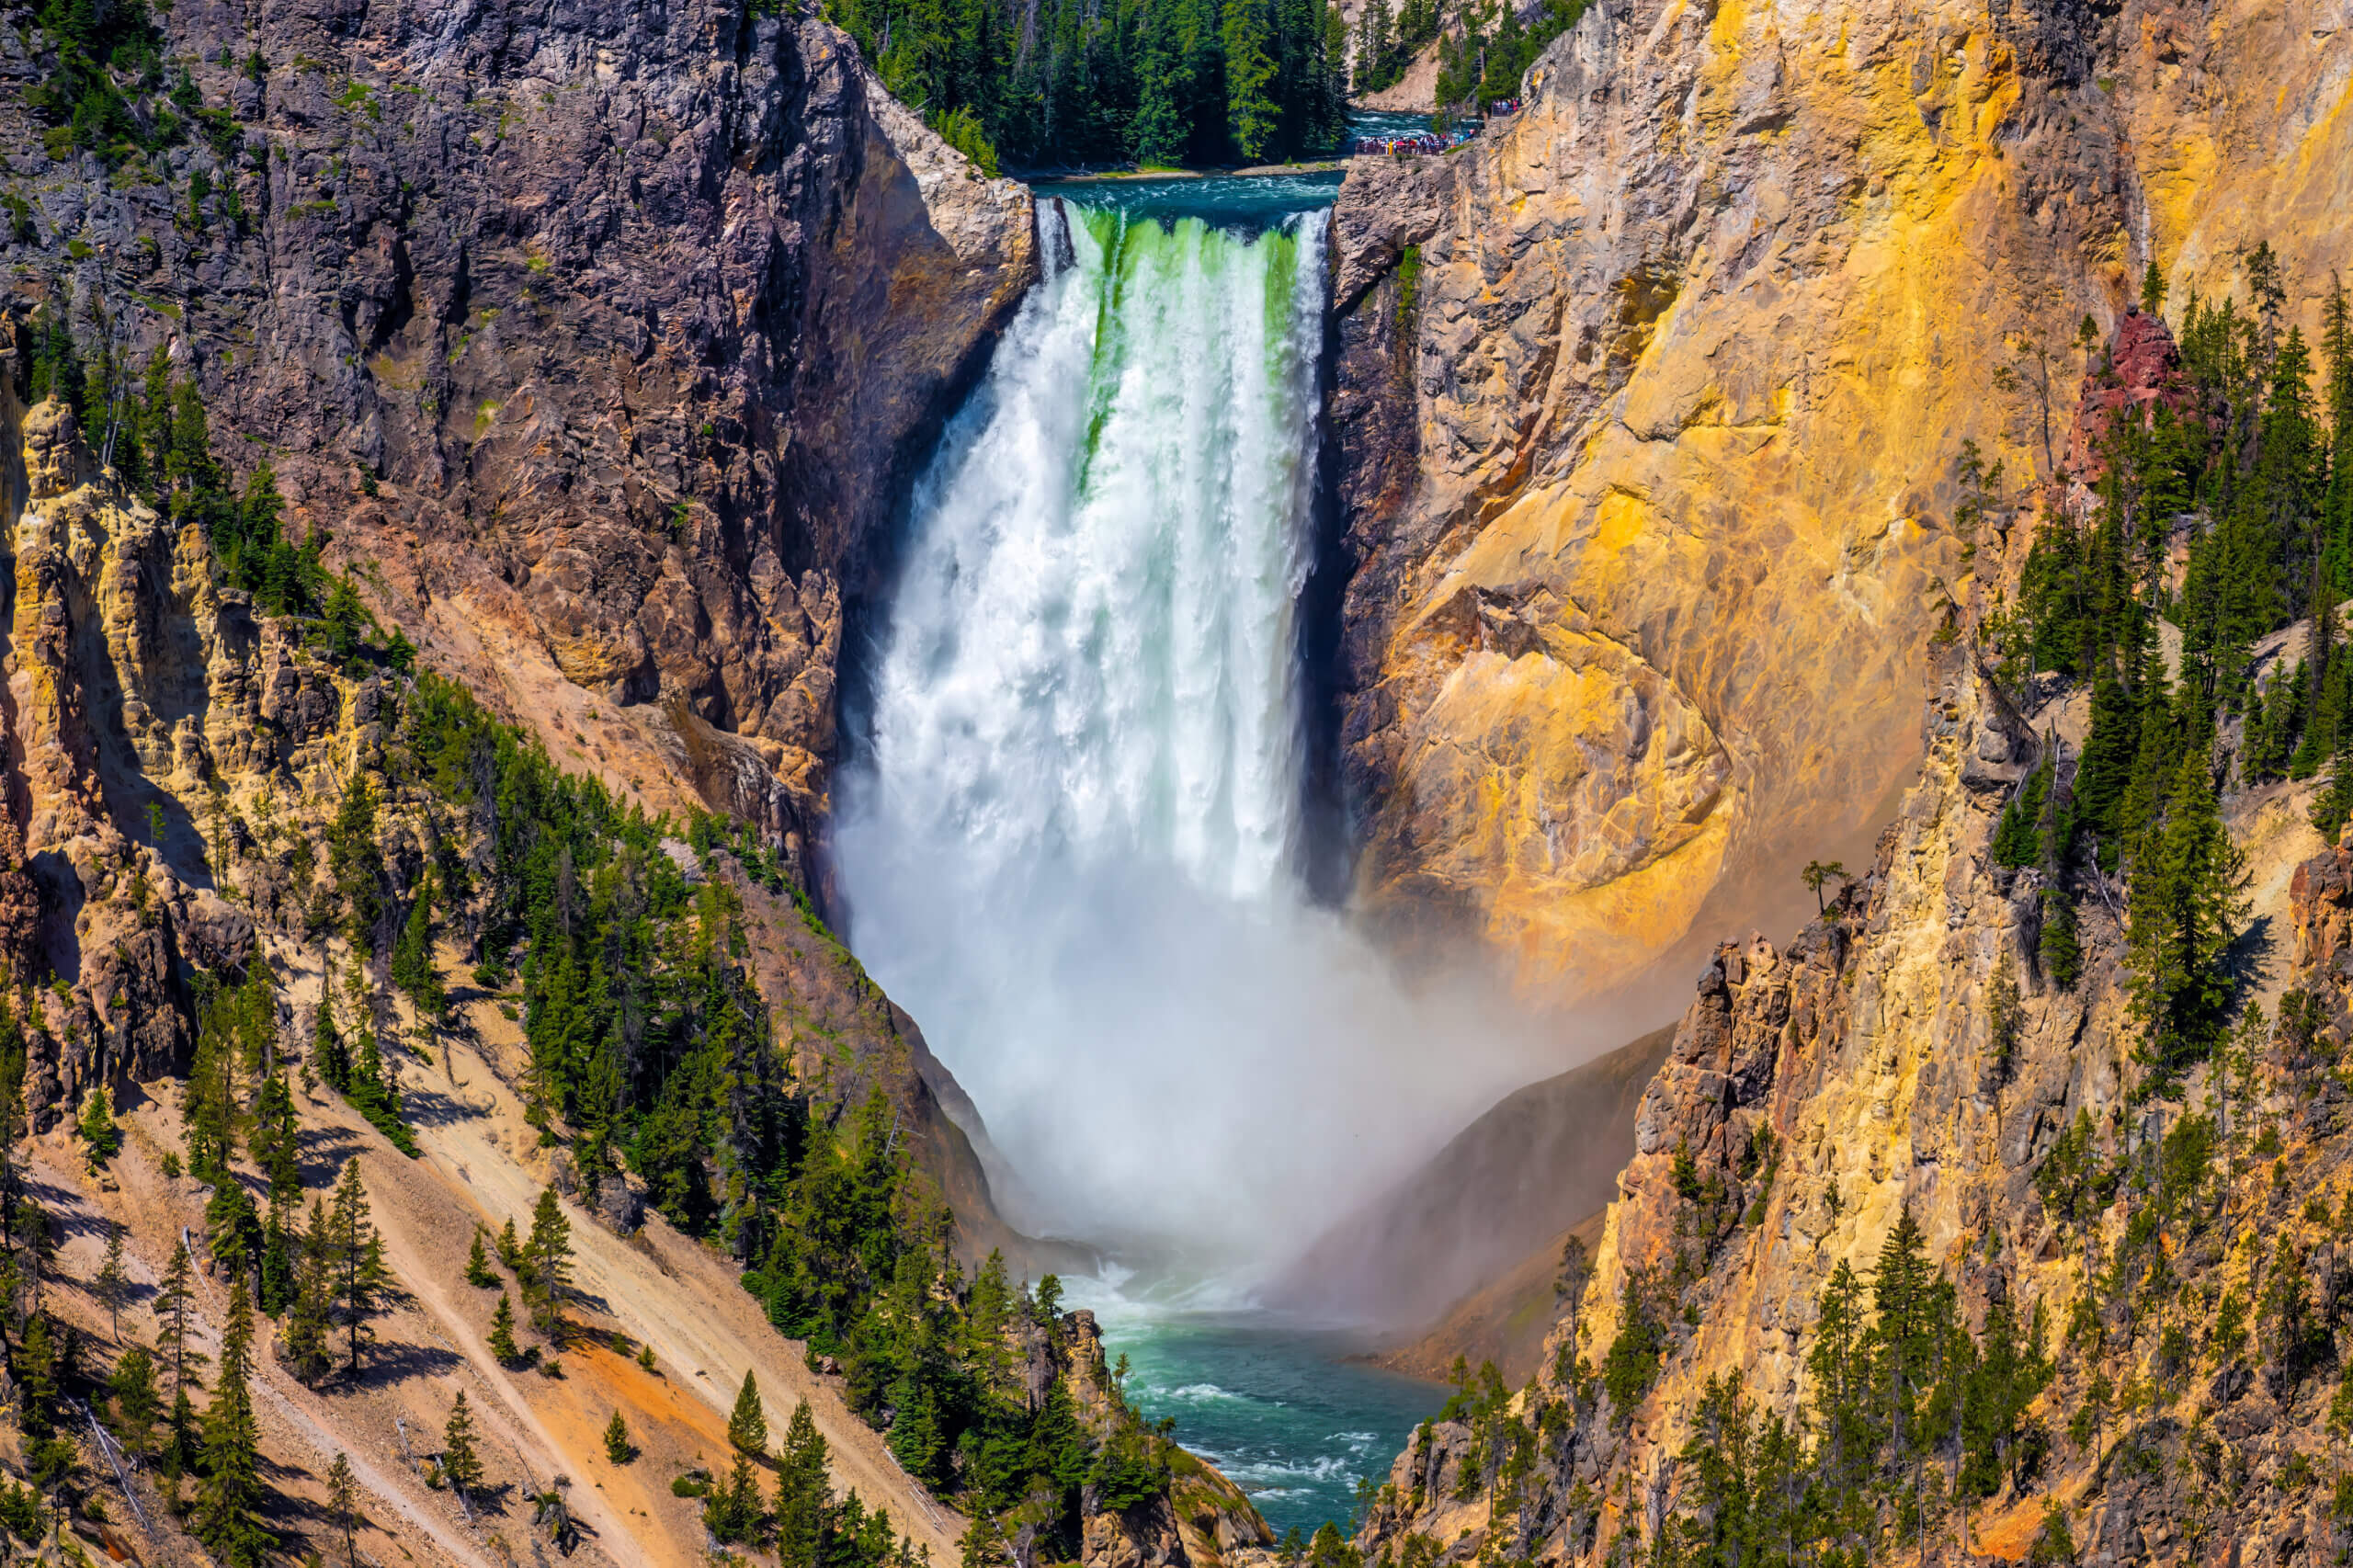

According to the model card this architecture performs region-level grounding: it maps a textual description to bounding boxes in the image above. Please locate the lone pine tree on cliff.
[441,1390,484,1501]
[524,1187,573,1336]
[1802,859,1847,915]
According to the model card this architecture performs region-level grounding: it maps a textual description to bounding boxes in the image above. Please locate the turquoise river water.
[1070,1278,1441,1538]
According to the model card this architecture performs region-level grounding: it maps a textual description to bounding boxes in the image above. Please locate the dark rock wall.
[0,0,1034,865]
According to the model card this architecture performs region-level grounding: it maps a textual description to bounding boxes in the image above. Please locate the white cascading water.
[836,199,1531,1272]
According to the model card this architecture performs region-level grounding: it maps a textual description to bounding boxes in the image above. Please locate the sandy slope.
[28,937,961,1568]
[384,992,968,1563]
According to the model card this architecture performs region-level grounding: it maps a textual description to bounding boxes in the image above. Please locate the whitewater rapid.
[836,197,1532,1268]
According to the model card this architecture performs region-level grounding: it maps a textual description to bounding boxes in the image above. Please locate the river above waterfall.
[1027,167,1345,224]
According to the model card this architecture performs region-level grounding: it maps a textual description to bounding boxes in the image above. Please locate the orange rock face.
[1327,0,2353,1006]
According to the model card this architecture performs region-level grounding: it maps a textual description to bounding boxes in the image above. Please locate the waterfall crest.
[837,198,1527,1267]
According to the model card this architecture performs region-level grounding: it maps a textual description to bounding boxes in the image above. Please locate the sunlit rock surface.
[1327,0,2353,1002]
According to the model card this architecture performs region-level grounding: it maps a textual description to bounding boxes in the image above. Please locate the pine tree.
[2320,274,2353,606]
[206,1176,262,1292]
[1356,0,1394,92]
[2040,889,2083,990]
[77,1084,120,1165]
[109,1344,159,1455]
[2126,746,2251,1076]
[286,1199,336,1384]
[1222,0,1279,161]
[441,1389,483,1499]
[392,867,446,1019]
[1318,0,1352,146]
[94,1220,127,1342]
[336,958,416,1155]
[314,995,351,1093]
[154,1239,207,1401]
[497,1214,522,1269]
[604,1408,635,1464]
[163,1386,198,1480]
[17,1313,57,1437]
[889,1376,945,1484]
[1129,32,1185,167]
[259,1199,296,1317]
[2253,327,2326,625]
[194,1286,271,1567]
[183,989,241,1180]
[487,1291,521,1363]
[729,1369,770,1457]
[2142,259,2168,320]
[2074,676,2143,860]
[525,1187,573,1336]
[329,1158,390,1376]
[249,1070,301,1201]
[331,772,382,943]
[465,1228,499,1287]
[774,1400,831,1568]
[1992,756,2053,868]
[326,1452,361,1567]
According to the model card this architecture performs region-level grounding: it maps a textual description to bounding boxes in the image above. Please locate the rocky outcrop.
[728,868,1024,1267]
[1060,1311,1276,1568]
[1326,0,2353,1002]
[4,379,263,1106]
[2065,306,2202,480]
[0,362,1006,1216]
[1338,519,2051,1560]
[0,0,1034,874]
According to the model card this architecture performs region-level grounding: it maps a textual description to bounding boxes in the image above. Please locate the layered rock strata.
[0,364,995,1199]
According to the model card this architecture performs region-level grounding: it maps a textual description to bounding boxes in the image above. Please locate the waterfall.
[837,198,1528,1269]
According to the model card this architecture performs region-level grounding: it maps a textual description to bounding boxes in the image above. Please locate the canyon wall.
[0,356,1001,1235]
[1327,0,2353,1004]
[1344,460,2353,1566]
[0,0,1041,1243]
[0,0,1034,873]
[0,378,972,1566]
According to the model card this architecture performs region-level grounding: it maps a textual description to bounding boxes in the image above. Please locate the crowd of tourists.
[1345,100,1518,156]
[1348,128,1465,154]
